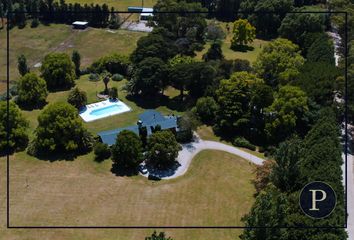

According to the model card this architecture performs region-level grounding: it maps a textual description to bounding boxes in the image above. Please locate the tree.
[239,0,293,38]
[18,54,29,76]
[146,130,181,169]
[129,57,169,96]
[186,62,217,98]
[216,71,262,136]
[195,96,219,124]
[0,101,29,154]
[17,73,48,108]
[130,30,178,64]
[111,130,143,170]
[204,21,225,42]
[231,19,256,48]
[71,50,81,77]
[90,53,131,75]
[94,142,111,161]
[265,85,308,143]
[240,185,288,239]
[271,136,302,192]
[102,74,110,94]
[14,0,26,28]
[41,53,75,91]
[254,38,305,87]
[108,7,120,29]
[278,10,326,48]
[109,87,118,99]
[145,231,174,240]
[168,55,195,97]
[294,62,340,106]
[306,33,335,64]
[0,2,4,29]
[253,160,275,195]
[202,42,224,61]
[67,87,87,109]
[33,102,93,154]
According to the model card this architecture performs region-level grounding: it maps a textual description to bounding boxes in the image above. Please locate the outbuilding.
[72,21,88,29]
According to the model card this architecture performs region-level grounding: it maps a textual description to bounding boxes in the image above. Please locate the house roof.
[98,110,178,146]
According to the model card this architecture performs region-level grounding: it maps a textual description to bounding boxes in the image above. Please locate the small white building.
[140,8,153,21]
[72,21,88,29]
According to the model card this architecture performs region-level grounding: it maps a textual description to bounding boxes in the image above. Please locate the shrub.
[17,73,48,108]
[94,142,111,161]
[112,73,124,81]
[109,87,118,99]
[89,73,100,81]
[67,87,87,109]
[233,137,256,151]
[195,97,219,124]
[30,18,39,28]
[89,53,131,75]
[258,146,265,153]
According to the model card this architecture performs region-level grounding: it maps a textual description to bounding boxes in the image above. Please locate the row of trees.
[2,0,119,29]
[240,110,346,239]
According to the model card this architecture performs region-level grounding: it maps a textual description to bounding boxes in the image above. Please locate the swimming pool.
[79,99,131,122]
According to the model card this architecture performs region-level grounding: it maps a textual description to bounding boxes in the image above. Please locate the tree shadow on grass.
[110,163,139,177]
[230,44,255,52]
[35,151,77,162]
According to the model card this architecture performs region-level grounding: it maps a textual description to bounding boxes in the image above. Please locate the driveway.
[140,134,264,180]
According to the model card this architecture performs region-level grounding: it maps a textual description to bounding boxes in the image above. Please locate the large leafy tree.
[130,29,178,64]
[146,130,181,169]
[0,101,29,154]
[41,52,75,91]
[240,0,293,39]
[278,10,326,48]
[265,85,308,143]
[254,38,305,87]
[111,130,143,170]
[216,71,262,136]
[128,57,169,96]
[67,87,87,109]
[33,102,93,154]
[231,19,256,47]
[17,72,48,108]
[305,32,335,64]
[202,42,224,61]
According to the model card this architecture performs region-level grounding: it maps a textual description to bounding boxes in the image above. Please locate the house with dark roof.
[98,110,179,146]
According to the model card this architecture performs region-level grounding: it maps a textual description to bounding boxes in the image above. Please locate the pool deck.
[79,99,131,122]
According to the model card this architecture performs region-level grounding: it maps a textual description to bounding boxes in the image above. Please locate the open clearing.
[0,24,147,90]
[0,149,255,239]
[65,0,157,11]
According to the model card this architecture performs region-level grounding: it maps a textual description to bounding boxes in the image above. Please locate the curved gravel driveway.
[141,135,265,180]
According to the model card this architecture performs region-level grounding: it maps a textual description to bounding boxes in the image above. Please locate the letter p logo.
[300,182,336,219]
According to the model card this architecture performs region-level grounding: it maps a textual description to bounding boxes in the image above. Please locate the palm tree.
[103,75,110,94]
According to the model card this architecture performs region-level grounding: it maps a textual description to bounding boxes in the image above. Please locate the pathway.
[141,134,264,180]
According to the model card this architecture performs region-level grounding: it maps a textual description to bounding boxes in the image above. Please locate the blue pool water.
[90,104,123,116]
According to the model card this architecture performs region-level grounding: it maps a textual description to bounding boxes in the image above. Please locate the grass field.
[0,149,255,239]
[0,24,147,91]
[65,0,157,11]
[195,21,269,64]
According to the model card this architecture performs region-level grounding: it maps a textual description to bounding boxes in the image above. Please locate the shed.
[72,21,88,29]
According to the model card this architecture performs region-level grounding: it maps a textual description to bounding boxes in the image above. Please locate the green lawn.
[0,24,147,93]
[195,21,269,64]
[65,0,157,11]
[0,149,254,239]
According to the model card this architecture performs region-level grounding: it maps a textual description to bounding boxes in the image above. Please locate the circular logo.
[299,181,337,219]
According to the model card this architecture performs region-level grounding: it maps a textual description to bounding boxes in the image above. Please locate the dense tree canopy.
[128,57,169,96]
[265,85,308,143]
[41,52,76,91]
[111,130,143,170]
[17,54,29,76]
[195,96,219,124]
[0,101,29,154]
[17,73,48,109]
[254,38,305,87]
[33,102,93,154]
[146,130,181,169]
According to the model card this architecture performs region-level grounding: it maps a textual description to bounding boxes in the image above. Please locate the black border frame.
[5,9,349,229]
